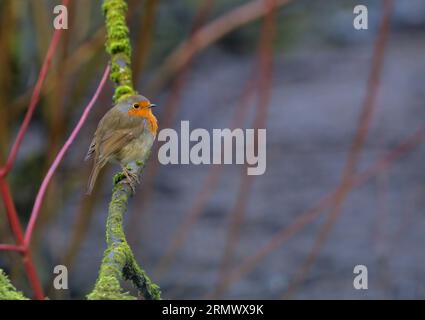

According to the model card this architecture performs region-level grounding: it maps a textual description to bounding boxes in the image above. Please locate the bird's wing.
[86,108,146,194]
[97,128,136,163]
[85,138,96,161]
[91,108,145,164]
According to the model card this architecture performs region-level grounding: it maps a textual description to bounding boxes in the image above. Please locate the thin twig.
[0,244,25,253]
[24,65,111,246]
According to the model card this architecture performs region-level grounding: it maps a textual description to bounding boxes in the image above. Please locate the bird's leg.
[122,166,140,193]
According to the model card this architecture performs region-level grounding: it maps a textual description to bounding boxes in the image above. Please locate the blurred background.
[1,0,425,299]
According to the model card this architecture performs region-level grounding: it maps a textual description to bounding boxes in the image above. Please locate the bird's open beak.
[149,104,157,109]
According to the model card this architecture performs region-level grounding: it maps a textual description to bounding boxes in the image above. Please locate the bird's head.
[117,94,157,119]
[117,94,158,133]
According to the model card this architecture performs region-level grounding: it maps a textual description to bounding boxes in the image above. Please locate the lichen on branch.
[88,0,161,300]
[0,269,28,300]
[102,0,136,102]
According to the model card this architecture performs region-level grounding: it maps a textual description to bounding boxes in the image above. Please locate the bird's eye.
[133,103,140,109]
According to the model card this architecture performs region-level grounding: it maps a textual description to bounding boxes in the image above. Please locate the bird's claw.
[123,168,140,193]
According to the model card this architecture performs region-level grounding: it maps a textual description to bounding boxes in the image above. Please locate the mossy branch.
[102,0,136,102]
[88,0,160,300]
[87,179,160,300]
[0,269,28,300]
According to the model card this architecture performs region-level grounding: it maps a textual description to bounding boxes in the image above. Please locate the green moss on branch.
[0,269,28,300]
[88,182,160,300]
[102,0,136,102]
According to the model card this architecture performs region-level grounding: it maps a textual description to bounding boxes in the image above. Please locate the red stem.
[24,65,110,246]
[0,179,25,244]
[0,178,44,299]
[0,0,87,300]
[0,0,69,178]
[0,244,25,252]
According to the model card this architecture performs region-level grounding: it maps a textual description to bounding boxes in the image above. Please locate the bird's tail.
[87,161,104,195]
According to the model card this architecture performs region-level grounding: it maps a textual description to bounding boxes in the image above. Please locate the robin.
[85,94,158,194]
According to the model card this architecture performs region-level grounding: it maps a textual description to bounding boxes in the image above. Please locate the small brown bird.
[85,94,158,194]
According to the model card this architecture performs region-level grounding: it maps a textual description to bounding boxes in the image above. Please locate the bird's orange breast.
[128,109,158,134]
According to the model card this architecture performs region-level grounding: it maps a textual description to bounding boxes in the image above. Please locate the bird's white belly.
[118,131,156,165]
